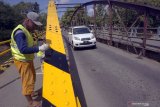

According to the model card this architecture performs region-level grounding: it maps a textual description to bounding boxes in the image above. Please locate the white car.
[68,26,96,50]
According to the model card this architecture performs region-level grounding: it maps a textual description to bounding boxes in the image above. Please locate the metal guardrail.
[0,40,11,57]
[96,28,160,54]
[0,31,45,71]
[0,49,11,56]
[0,40,12,71]
[0,40,11,45]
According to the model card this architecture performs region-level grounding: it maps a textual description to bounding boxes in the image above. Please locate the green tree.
[120,0,160,7]
[95,4,106,27]
[61,6,89,27]
[39,12,47,29]
[0,1,44,41]
[12,2,40,26]
[112,0,160,27]
[0,1,16,41]
[61,8,74,27]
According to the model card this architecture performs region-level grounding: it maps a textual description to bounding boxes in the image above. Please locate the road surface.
[70,41,160,107]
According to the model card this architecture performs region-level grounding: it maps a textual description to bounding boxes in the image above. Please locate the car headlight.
[74,37,80,40]
[91,35,95,39]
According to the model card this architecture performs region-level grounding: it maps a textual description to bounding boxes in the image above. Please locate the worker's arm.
[14,30,39,54]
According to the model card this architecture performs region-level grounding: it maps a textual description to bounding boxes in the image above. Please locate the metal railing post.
[108,4,113,46]
[157,27,160,37]
[93,4,97,37]
[142,12,148,57]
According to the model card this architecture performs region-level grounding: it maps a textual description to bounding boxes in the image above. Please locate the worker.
[10,11,48,107]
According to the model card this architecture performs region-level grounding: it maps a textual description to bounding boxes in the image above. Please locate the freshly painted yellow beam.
[46,0,65,54]
[0,49,10,57]
[42,0,81,107]
[43,63,77,107]
[0,40,10,45]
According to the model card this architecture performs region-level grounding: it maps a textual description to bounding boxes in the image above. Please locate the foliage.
[95,4,107,27]
[112,6,139,27]
[61,8,74,27]
[0,1,16,41]
[0,1,45,41]
[60,0,160,28]
[120,0,160,7]
[39,12,47,29]
[61,6,89,27]
[116,0,160,27]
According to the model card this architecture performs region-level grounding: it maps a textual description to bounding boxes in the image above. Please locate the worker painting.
[10,11,49,107]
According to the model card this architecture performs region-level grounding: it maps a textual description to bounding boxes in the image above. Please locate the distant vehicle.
[68,26,96,50]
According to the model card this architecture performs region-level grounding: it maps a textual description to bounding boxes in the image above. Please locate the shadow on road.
[74,46,97,51]
[0,70,4,75]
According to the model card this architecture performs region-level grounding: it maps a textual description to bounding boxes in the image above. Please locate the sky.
[4,0,94,17]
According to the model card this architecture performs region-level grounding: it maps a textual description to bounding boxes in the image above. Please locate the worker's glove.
[37,51,45,58]
[39,43,49,51]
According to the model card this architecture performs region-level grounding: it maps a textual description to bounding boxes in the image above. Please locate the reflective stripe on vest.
[10,24,34,61]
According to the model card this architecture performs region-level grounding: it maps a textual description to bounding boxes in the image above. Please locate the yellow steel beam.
[42,0,81,107]
[0,49,11,57]
[0,40,11,45]
[0,57,13,71]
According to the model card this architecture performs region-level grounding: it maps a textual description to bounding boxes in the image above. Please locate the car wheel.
[67,37,69,41]
[72,41,76,50]
[68,38,70,45]
[93,45,97,49]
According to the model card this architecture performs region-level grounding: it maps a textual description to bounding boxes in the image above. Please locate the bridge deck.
[0,57,42,107]
[0,34,160,107]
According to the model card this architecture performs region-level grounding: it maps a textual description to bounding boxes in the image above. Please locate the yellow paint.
[42,0,80,107]
[76,97,82,107]
[0,49,11,56]
[43,62,77,107]
[46,0,65,54]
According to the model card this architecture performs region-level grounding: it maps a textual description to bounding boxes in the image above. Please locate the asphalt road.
[70,41,160,107]
[0,30,160,107]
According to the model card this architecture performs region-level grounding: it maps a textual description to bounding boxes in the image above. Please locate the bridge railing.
[0,40,12,71]
[0,40,11,57]
[0,31,46,71]
[96,27,160,54]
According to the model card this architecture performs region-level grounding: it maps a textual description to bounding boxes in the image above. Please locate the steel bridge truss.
[69,0,160,57]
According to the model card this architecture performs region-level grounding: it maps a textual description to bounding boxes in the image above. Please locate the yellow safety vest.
[10,24,34,61]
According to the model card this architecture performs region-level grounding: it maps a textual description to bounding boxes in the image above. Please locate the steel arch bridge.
[70,0,160,22]
[42,1,160,106]
[0,0,160,107]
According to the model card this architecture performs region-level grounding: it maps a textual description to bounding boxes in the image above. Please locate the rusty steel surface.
[70,0,160,23]
[68,0,160,58]
[108,5,113,46]
[112,0,160,15]
[142,12,148,56]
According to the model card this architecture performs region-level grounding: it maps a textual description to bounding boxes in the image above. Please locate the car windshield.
[73,27,90,34]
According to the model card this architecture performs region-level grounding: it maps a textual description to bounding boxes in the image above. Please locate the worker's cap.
[27,12,42,26]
